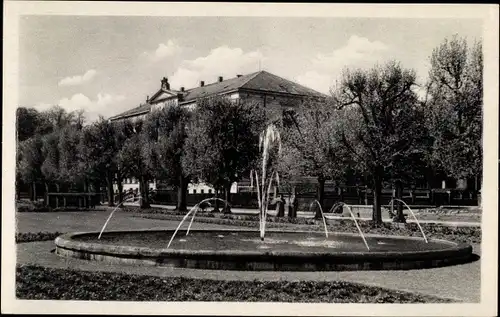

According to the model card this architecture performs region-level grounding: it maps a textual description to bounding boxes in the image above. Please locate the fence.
[150,187,479,210]
[46,192,102,209]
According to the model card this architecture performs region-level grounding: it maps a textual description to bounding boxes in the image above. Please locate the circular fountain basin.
[55,229,473,271]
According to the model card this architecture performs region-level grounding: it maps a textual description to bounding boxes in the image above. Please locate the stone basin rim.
[54,228,471,258]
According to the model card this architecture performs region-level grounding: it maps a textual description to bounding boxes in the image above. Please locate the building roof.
[180,71,261,102]
[180,71,327,102]
[108,103,151,120]
[240,71,327,98]
[109,70,327,121]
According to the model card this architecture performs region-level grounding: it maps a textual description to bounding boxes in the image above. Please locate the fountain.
[328,202,370,251]
[54,124,474,271]
[308,200,329,238]
[167,197,229,249]
[98,195,142,239]
[389,198,428,243]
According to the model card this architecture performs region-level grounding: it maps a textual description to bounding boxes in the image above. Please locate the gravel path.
[15,211,481,303]
[15,210,244,233]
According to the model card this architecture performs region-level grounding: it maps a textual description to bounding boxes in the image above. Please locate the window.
[208,189,212,194]
[193,189,197,194]
[201,189,205,194]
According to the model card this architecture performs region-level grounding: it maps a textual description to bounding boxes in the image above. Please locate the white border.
[2,2,498,316]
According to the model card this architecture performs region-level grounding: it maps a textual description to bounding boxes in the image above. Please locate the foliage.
[40,132,61,183]
[145,106,191,185]
[281,101,348,181]
[115,118,154,207]
[425,35,483,180]
[332,61,426,223]
[182,97,267,198]
[16,107,45,142]
[57,125,84,185]
[16,265,452,302]
[18,136,44,184]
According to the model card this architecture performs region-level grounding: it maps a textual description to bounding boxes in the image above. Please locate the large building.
[109,70,327,194]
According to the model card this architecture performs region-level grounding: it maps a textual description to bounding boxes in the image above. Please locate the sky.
[19,16,482,122]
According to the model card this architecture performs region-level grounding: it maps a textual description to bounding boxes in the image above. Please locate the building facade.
[109,70,327,194]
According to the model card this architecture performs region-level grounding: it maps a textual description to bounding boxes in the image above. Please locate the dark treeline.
[16,35,482,224]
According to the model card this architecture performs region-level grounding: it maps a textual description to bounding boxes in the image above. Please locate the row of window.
[121,179,214,194]
[124,178,139,184]
[191,189,213,194]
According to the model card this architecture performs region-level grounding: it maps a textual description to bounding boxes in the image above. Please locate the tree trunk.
[276,196,285,217]
[394,180,406,223]
[223,183,232,214]
[315,176,325,219]
[139,176,150,209]
[31,182,36,201]
[44,182,49,206]
[287,195,294,218]
[83,180,89,208]
[176,175,188,212]
[213,187,221,213]
[106,171,115,207]
[117,177,124,206]
[372,174,383,226]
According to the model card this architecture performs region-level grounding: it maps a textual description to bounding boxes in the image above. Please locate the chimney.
[180,87,185,92]
[200,81,205,87]
[146,95,149,102]
[218,76,223,82]
[161,77,170,90]
[237,74,242,78]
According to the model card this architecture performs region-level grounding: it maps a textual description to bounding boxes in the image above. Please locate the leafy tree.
[281,101,353,219]
[18,136,44,200]
[118,119,154,208]
[144,106,191,211]
[112,119,136,204]
[40,131,62,187]
[16,107,41,142]
[79,117,118,206]
[183,96,267,212]
[58,124,84,188]
[425,35,482,187]
[332,61,426,224]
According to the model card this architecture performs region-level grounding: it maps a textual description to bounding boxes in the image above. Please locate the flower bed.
[125,207,480,244]
[16,201,51,213]
[16,232,63,243]
[16,265,452,302]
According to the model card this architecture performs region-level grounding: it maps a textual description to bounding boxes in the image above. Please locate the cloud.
[36,93,126,123]
[295,71,335,96]
[58,69,97,86]
[142,40,182,62]
[295,35,390,94]
[169,46,264,89]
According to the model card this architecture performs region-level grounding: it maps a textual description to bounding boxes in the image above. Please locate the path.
[15,210,243,234]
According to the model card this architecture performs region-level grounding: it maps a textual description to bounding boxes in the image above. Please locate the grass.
[16,265,453,303]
